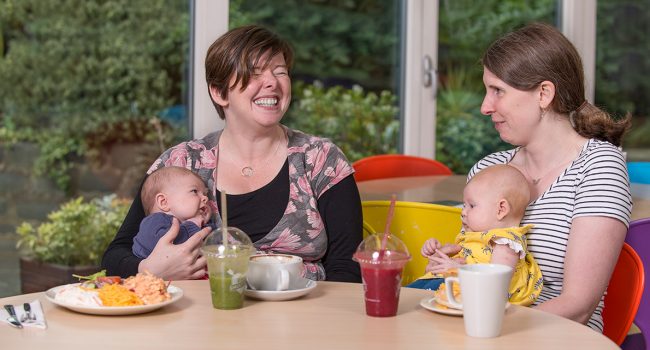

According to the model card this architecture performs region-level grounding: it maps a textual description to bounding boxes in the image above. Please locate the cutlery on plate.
[3,304,23,329]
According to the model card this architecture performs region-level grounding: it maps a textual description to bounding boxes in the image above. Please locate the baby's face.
[461,180,501,232]
[165,175,210,223]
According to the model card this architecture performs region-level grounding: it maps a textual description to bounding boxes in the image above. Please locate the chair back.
[603,242,645,345]
[361,201,461,285]
[353,154,452,182]
[622,218,650,349]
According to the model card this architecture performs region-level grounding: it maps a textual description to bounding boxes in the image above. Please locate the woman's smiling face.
[223,51,291,128]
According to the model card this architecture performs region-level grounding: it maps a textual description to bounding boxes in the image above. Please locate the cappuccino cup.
[247,254,304,291]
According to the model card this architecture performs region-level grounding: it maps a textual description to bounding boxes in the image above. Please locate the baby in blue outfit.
[132,166,213,259]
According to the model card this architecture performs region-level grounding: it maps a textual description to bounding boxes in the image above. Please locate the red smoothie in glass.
[354,251,408,317]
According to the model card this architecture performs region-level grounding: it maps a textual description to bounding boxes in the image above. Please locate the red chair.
[603,243,645,345]
[352,154,452,182]
[622,217,650,350]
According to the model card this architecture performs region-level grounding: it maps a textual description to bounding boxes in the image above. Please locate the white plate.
[45,284,183,315]
[420,297,511,317]
[244,278,317,301]
[420,297,463,316]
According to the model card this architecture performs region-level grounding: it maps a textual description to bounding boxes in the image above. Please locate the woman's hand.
[138,218,210,280]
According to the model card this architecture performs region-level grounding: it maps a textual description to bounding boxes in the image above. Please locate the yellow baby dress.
[419,224,543,306]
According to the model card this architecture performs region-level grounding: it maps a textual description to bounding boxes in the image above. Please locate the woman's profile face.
[480,68,542,146]
[222,51,292,128]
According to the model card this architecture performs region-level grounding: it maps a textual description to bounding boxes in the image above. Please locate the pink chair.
[622,218,650,350]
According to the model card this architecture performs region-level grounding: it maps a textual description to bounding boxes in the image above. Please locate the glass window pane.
[0,1,191,296]
[596,0,650,163]
[436,0,557,174]
[229,0,402,162]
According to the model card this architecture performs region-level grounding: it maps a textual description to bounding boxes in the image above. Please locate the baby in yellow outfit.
[408,164,543,306]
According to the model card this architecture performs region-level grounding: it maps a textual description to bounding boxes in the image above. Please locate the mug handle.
[444,276,463,309]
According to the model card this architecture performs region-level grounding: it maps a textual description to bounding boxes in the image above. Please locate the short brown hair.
[205,25,294,120]
[482,22,630,146]
[141,166,204,215]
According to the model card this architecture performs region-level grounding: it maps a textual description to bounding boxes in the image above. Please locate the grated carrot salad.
[98,284,144,306]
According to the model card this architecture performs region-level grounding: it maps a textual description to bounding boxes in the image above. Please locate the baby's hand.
[200,206,212,227]
[425,249,465,274]
[421,239,442,258]
[186,214,205,228]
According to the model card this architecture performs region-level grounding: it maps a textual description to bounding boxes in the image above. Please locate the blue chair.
[628,162,650,184]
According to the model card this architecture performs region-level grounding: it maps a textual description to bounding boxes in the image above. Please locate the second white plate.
[420,297,463,316]
[420,296,511,316]
[244,278,317,301]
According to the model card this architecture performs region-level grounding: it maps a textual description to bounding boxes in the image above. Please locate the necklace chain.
[522,148,572,186]
[220,131,285,178]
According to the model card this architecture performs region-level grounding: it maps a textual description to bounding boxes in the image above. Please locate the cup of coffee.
[444,264,513,338]
[201,227,254,310]
[246,254,304,291]
[353,233,411,317]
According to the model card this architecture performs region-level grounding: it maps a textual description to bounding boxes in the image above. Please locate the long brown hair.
[482,22,630,146]
[205,25,294,120]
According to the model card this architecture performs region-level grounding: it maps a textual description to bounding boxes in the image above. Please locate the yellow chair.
[361,201,462,285]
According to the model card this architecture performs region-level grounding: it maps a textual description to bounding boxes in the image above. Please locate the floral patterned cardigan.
[146,126,356,281]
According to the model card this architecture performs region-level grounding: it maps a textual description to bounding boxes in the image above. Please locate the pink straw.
[380,195,397,251]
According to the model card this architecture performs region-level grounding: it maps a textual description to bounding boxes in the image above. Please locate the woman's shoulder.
[577,138,626,167]
[287,127,338,149]
[147,131,221,174]
[582,138,624,156]
[286,127,348,161]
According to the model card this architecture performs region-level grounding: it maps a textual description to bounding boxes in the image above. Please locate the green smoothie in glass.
[201,227,253,310]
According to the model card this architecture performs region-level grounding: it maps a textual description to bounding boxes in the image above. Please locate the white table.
[1,280,618,349]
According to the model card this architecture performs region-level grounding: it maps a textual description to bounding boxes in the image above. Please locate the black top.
[101,161,362,282]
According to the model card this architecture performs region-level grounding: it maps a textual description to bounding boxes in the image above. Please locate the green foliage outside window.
[230,0,400,91]
[16,195,130,266]
[595,0,650,151]
[0,0,188,190]
[284,81,399,162]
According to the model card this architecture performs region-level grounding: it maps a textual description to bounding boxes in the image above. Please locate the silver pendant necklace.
[241,166,254,177]
[239,135,283,177]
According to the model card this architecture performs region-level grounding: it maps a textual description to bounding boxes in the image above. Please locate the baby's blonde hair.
[141,167,205,215]
[469,164,530,221]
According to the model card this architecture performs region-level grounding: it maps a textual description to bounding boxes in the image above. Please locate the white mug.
[444,264,513,338]
[247,254,304,291]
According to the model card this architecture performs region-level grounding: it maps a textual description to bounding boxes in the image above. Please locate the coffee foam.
[250,255,298,264]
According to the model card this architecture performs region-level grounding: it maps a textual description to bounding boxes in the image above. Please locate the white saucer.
[244,278,317,301]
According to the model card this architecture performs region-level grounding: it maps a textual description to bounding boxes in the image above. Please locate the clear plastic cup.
[353,234,411,317]
[201,227,254,310]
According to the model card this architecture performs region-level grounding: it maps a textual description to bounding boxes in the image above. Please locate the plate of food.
[45,271,182,315]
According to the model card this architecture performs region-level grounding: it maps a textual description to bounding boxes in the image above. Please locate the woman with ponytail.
[460,22,631,332]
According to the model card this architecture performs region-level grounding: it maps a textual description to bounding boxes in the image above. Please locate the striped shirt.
[468,138,632,332]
